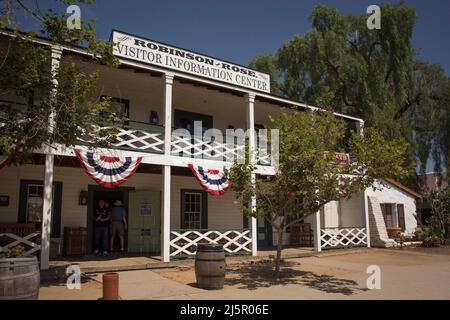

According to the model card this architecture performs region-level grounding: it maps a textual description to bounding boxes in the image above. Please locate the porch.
[0,163,258,269]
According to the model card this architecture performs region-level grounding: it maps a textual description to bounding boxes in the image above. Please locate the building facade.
[0,30,369,269]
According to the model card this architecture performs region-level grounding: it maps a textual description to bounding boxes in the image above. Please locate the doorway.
[87,185,134,253]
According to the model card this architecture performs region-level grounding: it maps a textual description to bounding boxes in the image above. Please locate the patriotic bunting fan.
[75,149,142,188]
[188,164,231,196]
[0,156,11,171]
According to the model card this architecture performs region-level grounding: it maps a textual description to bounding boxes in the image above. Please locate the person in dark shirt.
[94,199,111,255]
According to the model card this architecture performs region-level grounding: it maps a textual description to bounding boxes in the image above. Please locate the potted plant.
[0,246,40,300]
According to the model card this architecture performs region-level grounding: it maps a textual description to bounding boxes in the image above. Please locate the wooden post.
[245,93,258,256]
[362,189,371,248]
[40,46,62,270]
[314,210,322,252]
[161,73,174,262]
[357,120,371,248]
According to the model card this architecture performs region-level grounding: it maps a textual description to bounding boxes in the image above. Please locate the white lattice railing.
[320,227,367,249]
[171,136,272,165]
[170,229,252,257]
[0,232,41,256]
[114,127,164,154]
[171,136,244,162]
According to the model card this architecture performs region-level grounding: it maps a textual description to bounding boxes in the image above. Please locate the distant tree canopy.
[248,3,450,185]
[0,0,120,163]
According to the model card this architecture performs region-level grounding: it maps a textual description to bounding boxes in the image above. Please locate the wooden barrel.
[0,257,40,300]
[195,243,226,290]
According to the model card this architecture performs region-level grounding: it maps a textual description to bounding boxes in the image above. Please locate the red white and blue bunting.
[74,149,142,188]
[0,156,11,171]
[188,164,231,196]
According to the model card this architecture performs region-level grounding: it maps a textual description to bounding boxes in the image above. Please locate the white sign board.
[112,31,271,93]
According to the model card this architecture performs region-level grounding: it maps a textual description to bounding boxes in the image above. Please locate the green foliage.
[0,0,120,161]
[427,187,450,240]
[230,110,408,276]
[248,54,281,95]
[248,3,450,182]
[230,110,409,227]
[0,245,26,258]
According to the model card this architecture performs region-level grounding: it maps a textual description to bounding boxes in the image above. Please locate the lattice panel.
[320,228,367,249]
[169,229,252,257]
[114,128,164,153]
[0,232,41,256]
[171,136,273,164]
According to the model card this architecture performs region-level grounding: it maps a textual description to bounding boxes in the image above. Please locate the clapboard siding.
[0,165,243,232]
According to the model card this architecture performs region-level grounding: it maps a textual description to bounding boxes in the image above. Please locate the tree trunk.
[274,227,284,279]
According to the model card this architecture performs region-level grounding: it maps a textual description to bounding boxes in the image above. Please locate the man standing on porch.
[110,200,127,252]
[94,199,111,256]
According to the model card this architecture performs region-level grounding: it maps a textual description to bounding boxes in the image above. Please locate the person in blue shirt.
[110,199,127,252]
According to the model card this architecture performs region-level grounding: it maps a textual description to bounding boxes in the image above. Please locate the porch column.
[40,46,63,270]
[357,120,371,248]
[161,72,174,262]
[245,93,257,256]
[313,210,322,252]
[362,189,371,248]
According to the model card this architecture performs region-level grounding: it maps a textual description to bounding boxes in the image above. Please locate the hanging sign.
[74,149,142,188]
[112,30,271,93]
[188,164,231,196]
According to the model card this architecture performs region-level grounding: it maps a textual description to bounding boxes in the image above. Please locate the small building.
[366,179,422,247]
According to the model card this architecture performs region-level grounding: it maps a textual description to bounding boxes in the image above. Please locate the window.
[18,180,62,237]
[174,109,213,134]
[397,204,405,231]
[182,192,202,229]
[380,203,396,228]
[181,190,207,229]
[26,184,45,223]
[100,96,130,125]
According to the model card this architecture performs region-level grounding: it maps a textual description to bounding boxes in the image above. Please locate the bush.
[0,245,26,258]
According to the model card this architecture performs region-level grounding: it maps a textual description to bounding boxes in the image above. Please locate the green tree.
[230,111,409,278]
[0,0,120,162]
[248,3,450,183]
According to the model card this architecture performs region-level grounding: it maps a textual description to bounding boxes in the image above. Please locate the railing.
[79,121,273,165]
[320,227,367,249]
[0,232,41,256]
[169,229,252,258]
[114,121,165,154]
[170,135,272,165]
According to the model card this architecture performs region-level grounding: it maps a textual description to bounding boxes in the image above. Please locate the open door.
[127,190,161,253]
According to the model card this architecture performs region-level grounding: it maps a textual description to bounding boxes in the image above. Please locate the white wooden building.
[0,30,370,269]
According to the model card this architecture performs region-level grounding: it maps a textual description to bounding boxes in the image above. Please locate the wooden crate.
[289,223,313,246]
[63,227,87,256]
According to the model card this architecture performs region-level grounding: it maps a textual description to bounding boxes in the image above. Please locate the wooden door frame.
[86,184,135,253]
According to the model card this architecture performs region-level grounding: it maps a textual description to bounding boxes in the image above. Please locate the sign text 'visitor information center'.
[112,31,271,93]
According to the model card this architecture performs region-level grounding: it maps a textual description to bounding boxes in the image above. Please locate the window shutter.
[397,204,405,231]
[380,203,387,224]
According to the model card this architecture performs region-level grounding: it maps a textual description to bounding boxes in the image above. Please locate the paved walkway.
[39,247,450,300]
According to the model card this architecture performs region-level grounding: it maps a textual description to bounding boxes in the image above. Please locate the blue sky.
[17,0,448,172]
[17,0,450,75]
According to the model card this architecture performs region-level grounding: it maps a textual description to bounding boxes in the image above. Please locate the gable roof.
[384,178,422,199]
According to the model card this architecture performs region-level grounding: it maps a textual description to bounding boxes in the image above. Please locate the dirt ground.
[153,246,450,298]
[39,246,450,299]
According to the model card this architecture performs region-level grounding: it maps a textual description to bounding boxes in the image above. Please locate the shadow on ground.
[216,261,367,295]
